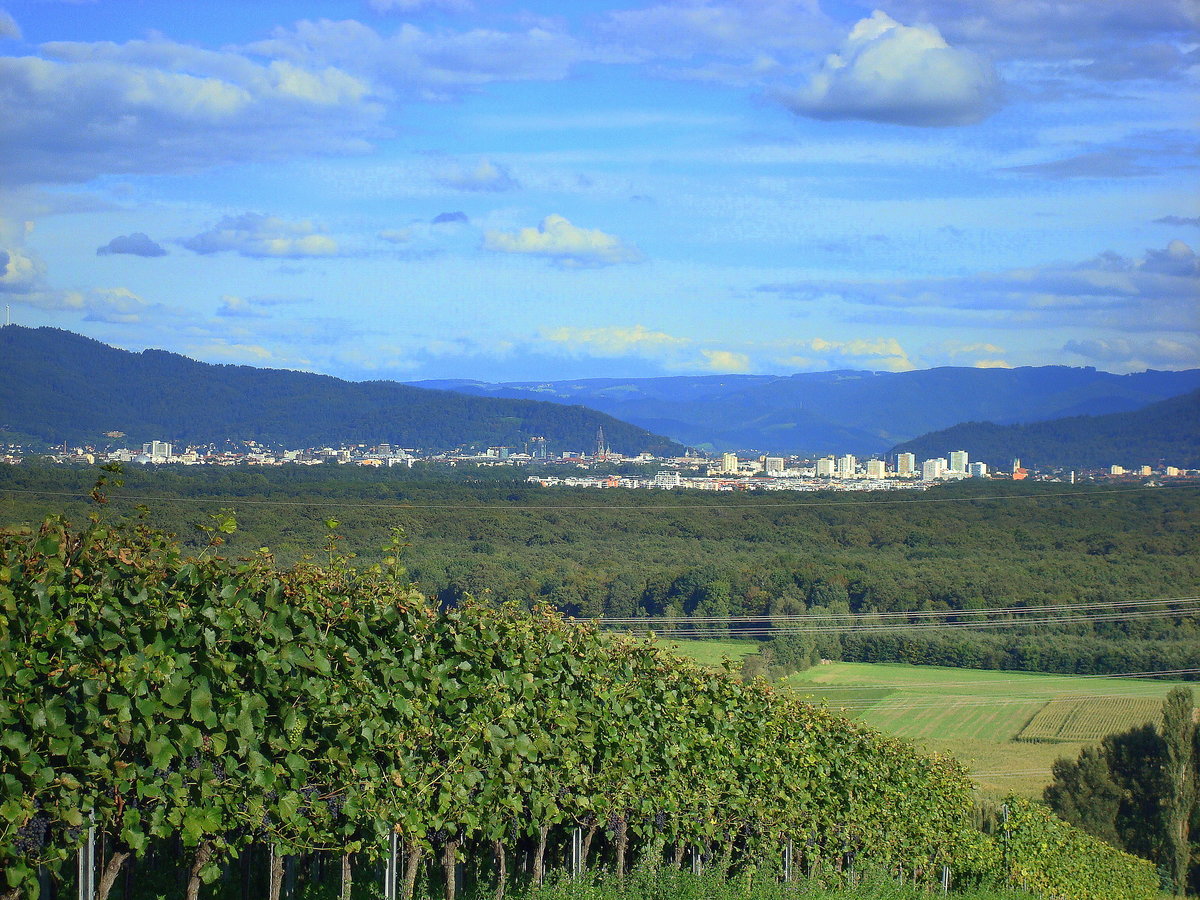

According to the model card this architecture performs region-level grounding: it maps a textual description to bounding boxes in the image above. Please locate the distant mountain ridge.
[892,389,1200,469]
[409,367,1200,454]
[0,327,683,455]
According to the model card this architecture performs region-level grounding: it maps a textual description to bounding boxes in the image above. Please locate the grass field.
[785,662,1186,798]
[656,637,759,667]
[659,641,1188,800]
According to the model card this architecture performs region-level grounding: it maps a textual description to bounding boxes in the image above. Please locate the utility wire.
[600,596,1200,625]
[809,691,1180,711]
[627,605,1200,637]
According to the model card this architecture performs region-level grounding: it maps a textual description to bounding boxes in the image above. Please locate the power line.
[810,691,1179,711]
[600,596,1200,625]
[627,605,1200,638]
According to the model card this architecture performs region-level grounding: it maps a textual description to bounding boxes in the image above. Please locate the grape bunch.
[323,793,346,820]
[13,811,50,857]
[653,810,667,829]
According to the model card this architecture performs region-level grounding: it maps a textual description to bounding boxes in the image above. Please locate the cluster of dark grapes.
[428,829,448,846]
[211,761,227,782]
[653,811,667,829]
[13,811,50,856]
[606,812,627,838]
[186,753,202,770]
[323,793,346,820]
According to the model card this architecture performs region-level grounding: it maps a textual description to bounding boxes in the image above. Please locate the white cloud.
[700,349,751,372]
[781,11,1000,126]
[183,213,340,258]
[82,287,155,324]
[0,39,382,185]
[483,214,643,267]
[543,324,690,356]
[436,157,519,192]
[808,336,916,371]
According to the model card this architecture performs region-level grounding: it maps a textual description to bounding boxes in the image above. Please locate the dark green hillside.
[892,389,1200,469]
[0,326,682,455]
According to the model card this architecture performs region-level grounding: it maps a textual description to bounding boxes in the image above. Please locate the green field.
[660,642,1187,799]
[656,637,760,667]
[786,662,1186,798]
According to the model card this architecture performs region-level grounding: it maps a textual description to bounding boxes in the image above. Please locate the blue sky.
[1,0,1197,382]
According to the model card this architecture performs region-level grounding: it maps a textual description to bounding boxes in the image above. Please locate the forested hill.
[0,326,683,455]
[892,388,1200,469]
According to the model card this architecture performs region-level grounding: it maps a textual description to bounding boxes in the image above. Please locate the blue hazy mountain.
[410,367,1200,454]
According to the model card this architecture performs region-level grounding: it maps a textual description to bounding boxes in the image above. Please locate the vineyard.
[0,498,1159,900]
[1015,696,1163,744]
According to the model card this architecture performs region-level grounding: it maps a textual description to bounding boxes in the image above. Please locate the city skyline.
[0,0,1196,383]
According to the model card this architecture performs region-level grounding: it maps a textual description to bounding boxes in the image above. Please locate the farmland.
[658,644,1186,798]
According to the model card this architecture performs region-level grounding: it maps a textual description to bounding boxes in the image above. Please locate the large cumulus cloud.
[781,11,1000,126]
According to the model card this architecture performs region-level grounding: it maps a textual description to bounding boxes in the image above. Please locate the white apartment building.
[816,456,836,477]
[837,454,857,478]
[653,471,683,488]
[720,452,739,474]
[896,452,916,476]
[949,450,969,473]
[968,461,988,478]
[922,457,947,480]
[865,459,886,478]
[764,457,785,476]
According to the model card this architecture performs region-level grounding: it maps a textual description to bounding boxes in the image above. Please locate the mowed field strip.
[657,641,1190,799]
[787,662,1187,797]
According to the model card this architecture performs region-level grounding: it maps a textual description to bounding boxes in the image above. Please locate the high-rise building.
[837,454,856,478]
[865,459,886,478]
[968,461,988,478]
[720,452,739,474]
[764,456,785,476]
[949,450,969,473]
[922,458,947,481]
[142,440,172,460]
[896,452,916,476]
[816,456,835,477]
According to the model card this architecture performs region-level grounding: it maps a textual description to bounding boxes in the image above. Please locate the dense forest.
[0,327,681,455]
[2,463,1197,678]
[892,389,1200,469]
